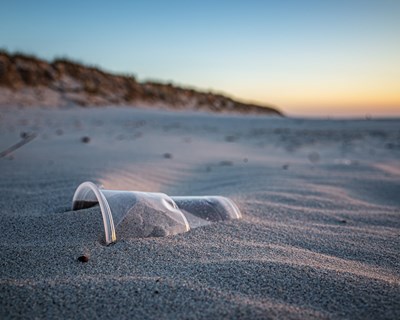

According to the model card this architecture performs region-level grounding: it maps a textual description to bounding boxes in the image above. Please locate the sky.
[1,0,399,117]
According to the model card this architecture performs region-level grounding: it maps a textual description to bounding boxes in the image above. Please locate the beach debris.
[81,136,91,143]
[20,131,29,139]
[71,181,242,245]
[77,255,89,263]
[0,132,37,159]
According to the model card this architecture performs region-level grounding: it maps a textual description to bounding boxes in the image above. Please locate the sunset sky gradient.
[1,0,399,117]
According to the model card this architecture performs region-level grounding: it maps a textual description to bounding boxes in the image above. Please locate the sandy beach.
[0,106,399,319]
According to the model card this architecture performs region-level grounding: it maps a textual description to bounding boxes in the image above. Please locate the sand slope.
[0,52,281,115]
[0,106,399,319]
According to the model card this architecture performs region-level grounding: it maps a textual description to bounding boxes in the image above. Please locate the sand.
[0,106,399,319]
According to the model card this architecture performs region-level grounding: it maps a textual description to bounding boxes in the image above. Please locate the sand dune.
[0,106,399,319]
[0,52,281,116]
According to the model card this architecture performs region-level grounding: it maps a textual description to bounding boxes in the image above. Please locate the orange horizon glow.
[281,104,400,118]
[227,78,400,117]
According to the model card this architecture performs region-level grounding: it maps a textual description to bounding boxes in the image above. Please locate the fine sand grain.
[0,106,399,319]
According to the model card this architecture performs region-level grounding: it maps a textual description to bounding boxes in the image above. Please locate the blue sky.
[1,0,399,116]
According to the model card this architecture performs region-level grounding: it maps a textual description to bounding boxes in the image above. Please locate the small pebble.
[163,153,172,159]
[81,136,90,143]
[339,220,347,224]
[77,255,89,263]
[154,290,159,294]
[20,132,29,139]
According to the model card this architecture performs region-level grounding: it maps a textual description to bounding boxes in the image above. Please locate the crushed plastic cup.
[72,181,242,245]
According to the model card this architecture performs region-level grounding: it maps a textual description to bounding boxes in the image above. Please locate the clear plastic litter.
[72,181,242,245]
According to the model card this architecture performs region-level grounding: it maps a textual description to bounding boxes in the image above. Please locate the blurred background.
[1,0,399,117]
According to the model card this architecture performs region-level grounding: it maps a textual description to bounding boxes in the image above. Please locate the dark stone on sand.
[20,132,29,139]
[163,153,172,159]
[77,255,89,263]
[81,136,90,143]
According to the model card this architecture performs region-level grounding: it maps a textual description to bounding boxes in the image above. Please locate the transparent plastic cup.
[171,196,242,228]
[72,181,242,245]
